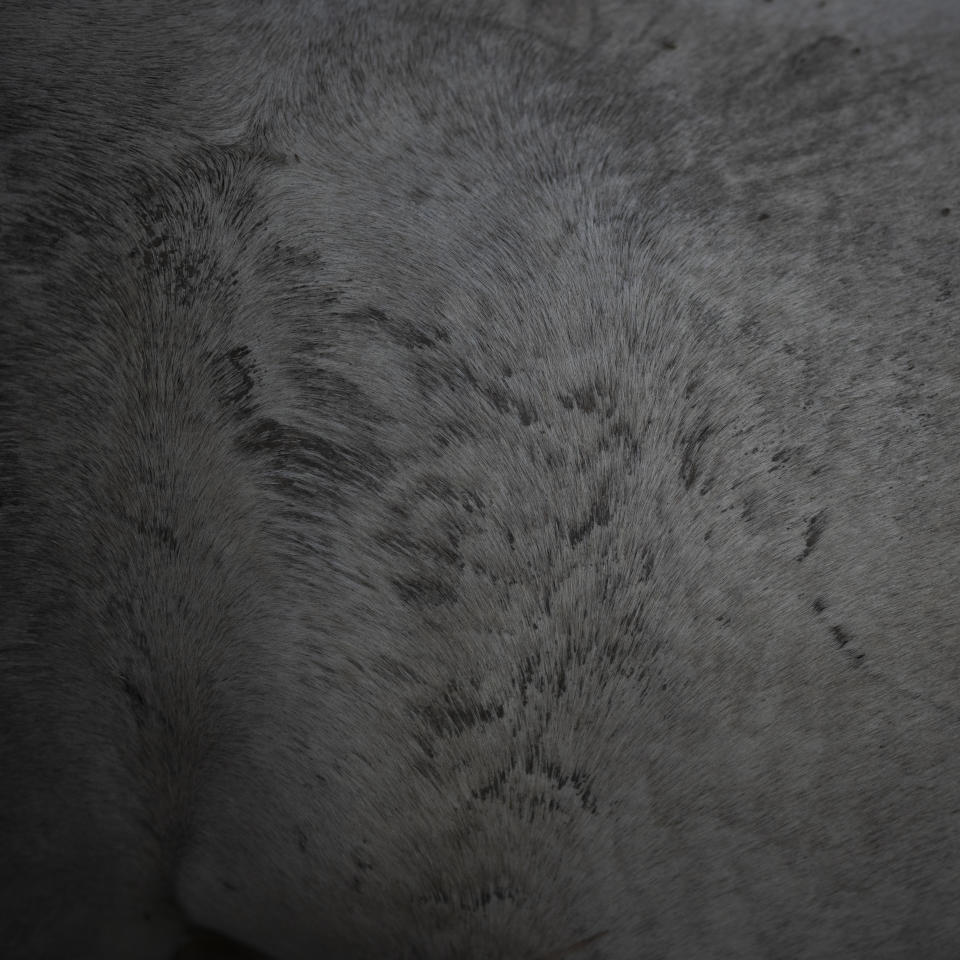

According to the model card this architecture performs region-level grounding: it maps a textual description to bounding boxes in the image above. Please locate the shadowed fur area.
[1,1,959,957]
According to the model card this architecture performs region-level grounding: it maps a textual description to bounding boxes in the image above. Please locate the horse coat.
[2,1,958,957]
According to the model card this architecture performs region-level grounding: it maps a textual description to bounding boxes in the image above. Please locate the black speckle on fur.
[789,36,850,79]
[515,399,537,425]
[296,828,309,854]
[213,345,258,418]
[680,424,712,491]
[798,510,827,561]
[121,676,149,729]
[418,681,504,740]
[238,416,390,496]
[560,380,617,419]
[568,496,611,547]
[483,383,512,414]
[133,518,179,553]
[393,576,458,608]
[359,306,439,351]
[831,624,850,648]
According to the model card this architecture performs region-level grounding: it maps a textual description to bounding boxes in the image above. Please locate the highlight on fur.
[2,1,958,957]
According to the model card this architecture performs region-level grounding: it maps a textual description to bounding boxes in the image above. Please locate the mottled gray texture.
[1,1,958,958]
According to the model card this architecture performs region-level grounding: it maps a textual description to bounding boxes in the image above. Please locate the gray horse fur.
[1,1,958,957]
